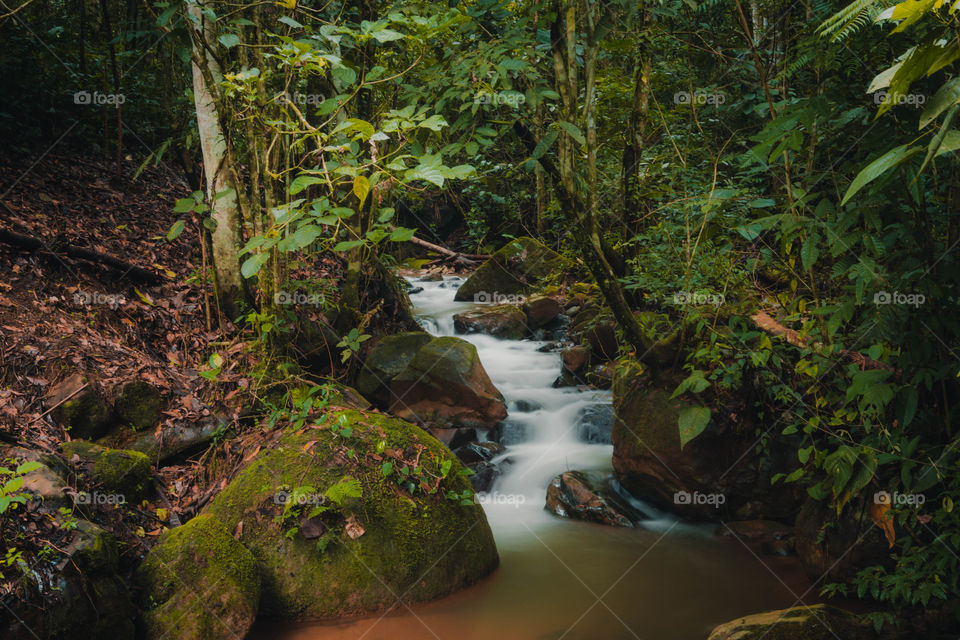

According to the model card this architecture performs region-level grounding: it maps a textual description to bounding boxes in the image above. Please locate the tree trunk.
[189,0,249,320]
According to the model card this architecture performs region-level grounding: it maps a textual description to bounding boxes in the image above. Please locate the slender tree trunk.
[189,0,249,320]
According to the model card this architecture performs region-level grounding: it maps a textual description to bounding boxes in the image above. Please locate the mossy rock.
[706,604,873,639]
[203,409,499,619]
[62,440,154,502]
[453,304,528,339]
[115,380,163,431]
[454,236,570,302]
[355,332,434,403]
[48,374,113,439]
[137,514,261,640]
[67,520,120,574]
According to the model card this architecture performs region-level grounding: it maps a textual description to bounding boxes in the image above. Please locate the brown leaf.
[871,494,896,548]
[344,515,365,540]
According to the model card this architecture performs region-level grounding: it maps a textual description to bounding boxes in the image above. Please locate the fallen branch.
[750,311,896,373]
[0,226,163,285]
[408,234,489,264]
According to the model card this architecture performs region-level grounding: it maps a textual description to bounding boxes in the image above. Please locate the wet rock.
[545,470,636,527]
[576,404,615,444]
[561,345,590,374]
[536,341,565,353]
[387,336,508,429]
[454,237,571,302]
[585,318,619,361]
[3,520,136,639]
[419,272,443,282]
[453,305,527,340]
[61,440,154,502]
[46,373,113,439]
[437,278,462,289]
[137,513,261,640]
[490,420,527,445]
[453,441,505,465]
[429,427,478,451]
[355,332,435,404]
[201,409,499,618]
[523,295,562,329]
[406,285,424,295]
[511,399,542,413]
[469,458,513,493]
[706,604,873,639]
[114,380,163,431]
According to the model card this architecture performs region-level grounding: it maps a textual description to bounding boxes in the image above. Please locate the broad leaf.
[678,406,711,449]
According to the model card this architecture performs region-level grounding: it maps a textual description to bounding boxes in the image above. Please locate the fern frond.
[818,0,892,42]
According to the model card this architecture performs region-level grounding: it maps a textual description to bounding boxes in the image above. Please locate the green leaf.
[919,78,960,129]
[166,219,186,241]
[841,144,921,205]
[15,461,42,475]
[240,253,270,278]
[381,461,394,476]
[292,224,321,249]
[389,227,416,242]
[747,198,775,208]
[333,240,363,252]
[531,130,558,161]
[218,33,240,49]
[678,406,711,449]
[289,175,326,195]
[324,476,362,506]
[371,28,404,42]
[418,115,448,131]
[173,198,196,213]
[556,121,585,146]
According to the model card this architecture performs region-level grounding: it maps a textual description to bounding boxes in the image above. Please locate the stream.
[259,275,806,640]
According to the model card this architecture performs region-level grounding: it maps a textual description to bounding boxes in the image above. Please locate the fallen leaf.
[344,515,365,540]
[871,494,896,548]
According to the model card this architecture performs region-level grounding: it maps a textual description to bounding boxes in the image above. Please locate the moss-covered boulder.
[706,605,873,639]
[523,295,562,329]
[203,409,499,619]
[62,440,153,502]
[454,237,570,302]
[357,334,506,429]
[137,514,261,640]
[115,380,163,431]
[47,373,113,439]
[453,304,527,339]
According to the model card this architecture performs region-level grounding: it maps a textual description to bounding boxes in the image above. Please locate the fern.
[818,0,891,42]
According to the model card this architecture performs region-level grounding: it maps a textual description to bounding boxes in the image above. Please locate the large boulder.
[611,360,777,519]
[453,305,527,339]
[358,333,507,429]
[706,605,872,639]
[201,409,499,619]
[454,237,570,302]
[137,514,261,640]
[523,295,562,329]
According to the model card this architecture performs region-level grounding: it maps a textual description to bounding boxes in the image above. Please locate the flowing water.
[258,275,807,640]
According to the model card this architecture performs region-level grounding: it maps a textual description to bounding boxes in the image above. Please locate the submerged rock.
[706,604,872,639]
[545,470,637,527]
[454,237,570,302]
[200,409,498,619]
[137,514,261,640]
[576,404,615,444]
[453,304,528,340]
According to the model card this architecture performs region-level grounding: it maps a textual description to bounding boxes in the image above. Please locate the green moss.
[454,236,571,302]
[203,410,499,619]
[137,514,261,640]
[61,441,153,501]
[70,520,119,574]
[115,381,163,431]
[612,363,686,453]
[356,332,434,399]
